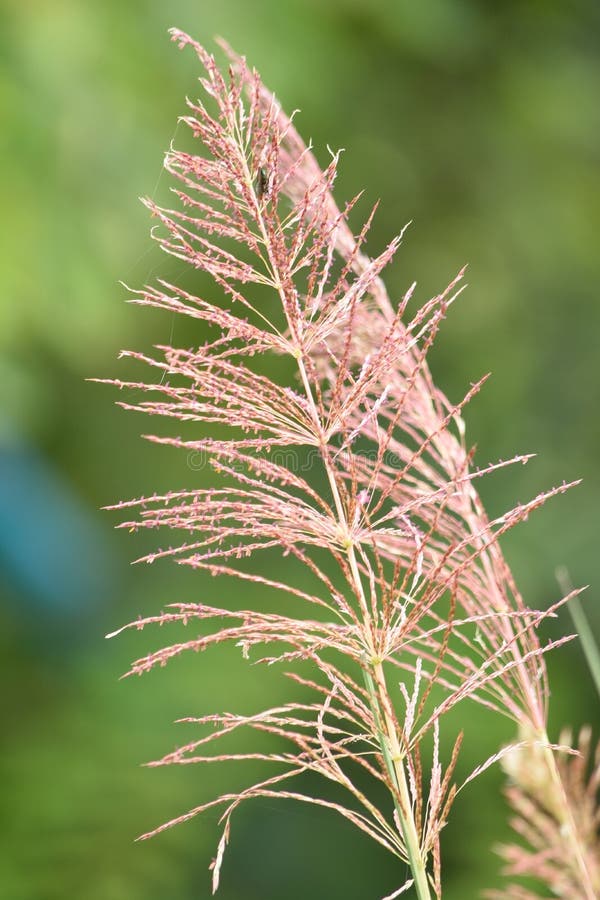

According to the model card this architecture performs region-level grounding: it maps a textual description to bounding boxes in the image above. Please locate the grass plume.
[103,29,599,898]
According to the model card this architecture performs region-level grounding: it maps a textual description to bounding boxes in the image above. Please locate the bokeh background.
[1,1,599,897]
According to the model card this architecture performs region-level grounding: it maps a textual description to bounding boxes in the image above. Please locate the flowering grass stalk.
[103,30,598,897]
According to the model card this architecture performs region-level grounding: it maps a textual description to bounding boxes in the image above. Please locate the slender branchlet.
[103,30,597,898]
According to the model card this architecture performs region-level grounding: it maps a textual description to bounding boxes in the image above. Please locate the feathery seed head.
[104,29,587,898]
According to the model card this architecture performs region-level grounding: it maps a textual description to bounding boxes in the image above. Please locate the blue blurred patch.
[0,443,115,616]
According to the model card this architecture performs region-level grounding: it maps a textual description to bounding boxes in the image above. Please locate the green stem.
[297,315,432,899]
[363,662,432,900]
[568,595,600,700]
[300,361,431,897]
[245,148,432,898]
[557,567,600,702]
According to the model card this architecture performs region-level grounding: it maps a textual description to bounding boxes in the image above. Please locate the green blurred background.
[1,1,599,897]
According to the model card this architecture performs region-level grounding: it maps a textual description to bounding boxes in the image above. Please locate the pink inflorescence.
[102,29,597,899]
